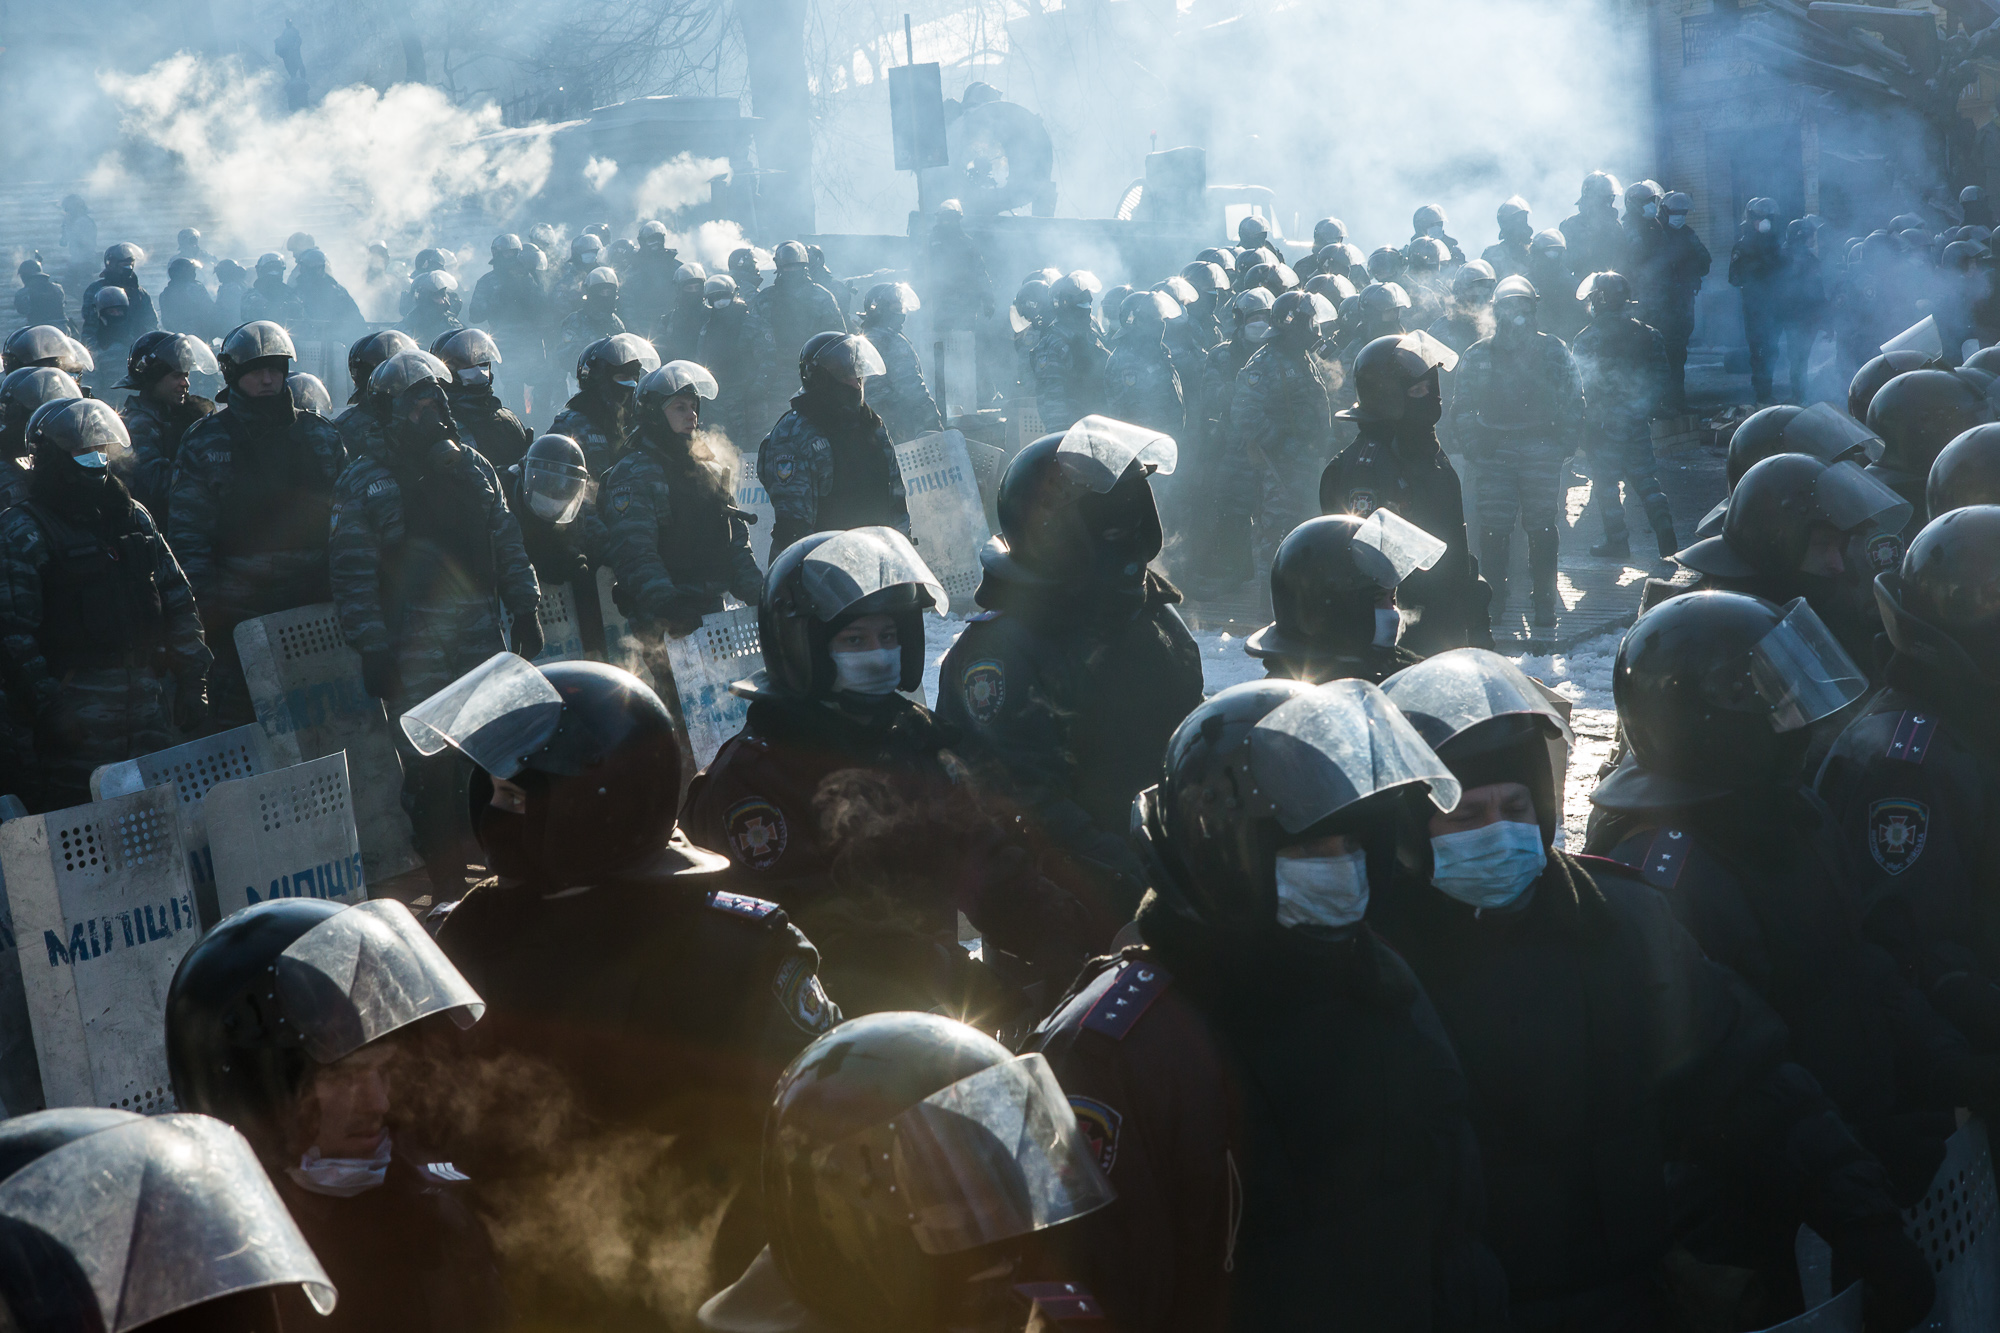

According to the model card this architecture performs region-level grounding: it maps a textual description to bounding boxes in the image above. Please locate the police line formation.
[6,171,2000,1333]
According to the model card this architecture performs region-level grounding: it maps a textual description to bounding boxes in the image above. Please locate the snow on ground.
[924,614,1627,846]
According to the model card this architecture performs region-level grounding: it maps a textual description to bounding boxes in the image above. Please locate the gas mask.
[1757,219,1773,233]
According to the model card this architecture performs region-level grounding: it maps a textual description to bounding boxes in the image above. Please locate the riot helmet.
[1231,287,1276,344]
[219,324,296,385]
[1405,237,1449,273]
[490,232,523,261]
[1365,247,1406,284]
[1927,423,2000,516]
[1676,454,1908,580]
[1132,679,1459,934]
[15,258,41,281]
[576,333,661,396]
[1596,592,1866,808]
[861,281,921,329]
[1010,278,1050,334]
[1380,648,1573,845]
[1531,229,1567,262]
[165,897,482,1162]
[1575,270,1633,317]
[409,269,458,304]
[1451,259,1497,304]
[1727,401,1881,487]
[0,368,81,451]
[1867,368,1994,478]
[1849,350,1936,422]
[520,434,593,526]
[798,332,886,399]
[637,219,671,251]
[1356,281,1411,320]
[760,1012,1111,1330]
[368,348,451,401]
[987,416,1176,588]
[704,274,739,307]
[436,327,504,389]
[1496,196,1532,239]
[1265,290,1315,347]
[286,373,332,416]
[634,359,719,439]
[675,261,706,292]
[1247,511,1445,663]
[0,1108,336,1333]
[1493,275,1538,333]
[1304,272,1357,304]
[1880,504,2000,678]
[3,325,91,376]
[1661,191,1693,225]
[103,242,144,271]
[773,240,810,272]
[295,248,329,274]
[1236,215,1271,248]
[1339,331,1459,424]
[1580,171,1620,206]
[1123,288,1181,335]
[755,526,944,699]
[1047,270,1101,313]
[118,332,218,390]
[176,226,202,252]
[1313,217,1349,249]
[94,286,130,317]
[253,253,286,280]
[25,397,132,472]
[167,256,202,283]
[568,234,602,265]
[344,329,418,405]
[402,655,696,887]
[1412,204,1447,237]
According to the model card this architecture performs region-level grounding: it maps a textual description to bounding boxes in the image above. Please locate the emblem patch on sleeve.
[1068,1096,1124,1174]
[1863,531,1903,576]
[774,955,836,1034]
[773,457,796,482]
[1868,798,1929,875]
[1345,489,1376,517]
[725,797,789,870]
[962,659,1006,724]
[610,491,631,514]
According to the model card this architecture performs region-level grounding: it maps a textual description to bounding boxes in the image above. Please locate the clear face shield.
[159,333,221,377]
[1379,647,1575,752]
[524,454,593,525]
[1880,314,1945,360]
[795,526,947,620]
[1780,401,1884,465]
[1244,679,1461,833]
[276,899,485,1065]
[818,1053,1116,1256]
[1704,597,1868,732]
[1812,459,1912,538]
[811,334,889,384]
[1054,415,1178,492]
[1351,507,1448,587]
[400,651,565,779]
[29,397,134,470]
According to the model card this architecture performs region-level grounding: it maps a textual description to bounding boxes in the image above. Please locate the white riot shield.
[87,724,277,929]
[896,429,991,613]
[597,565,657,688]
[205,754,366,920]
[235,604,419,883]
[666,605,764,770]
[1007,397,1046,451]
[1904,1116,1999,1332]
[1,785,196,1112]
[499,580,587,664]
[728,440,780,562]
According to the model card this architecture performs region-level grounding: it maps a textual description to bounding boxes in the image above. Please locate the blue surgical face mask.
[832,646,901,695]
[1430,820,1545,911]
[1642,202,1659,218]
[1274,850,1369,929]
[73,451,110,469]
[1373,607,1401,647]
[1667,215,1688,229]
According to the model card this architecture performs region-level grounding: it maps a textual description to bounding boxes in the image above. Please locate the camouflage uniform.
[697,298,760,450]
[445,385,532,473]
[399,301,463,349]
[1193,337,1260,582]
[119,391,214,524]
[1105,337,1185,440]
[1232,341,1337,565]
[750,276,847,386]
[1030,310,1109,432]
[549,393,632,479]
[602,431,763,639]
[0,491,210,810]
[857,322,943,444]
[1570,315,1673,553]
[169,402,347,729]
[756,396,910,557]
[554,307,625,383]
[239,276,304,329]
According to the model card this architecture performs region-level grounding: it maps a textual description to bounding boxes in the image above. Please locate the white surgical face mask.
[456,365,492,388]
[832,646,901,695]
[288,1135,392,1198]
[1757,219,1773,233]
[1642,202,1659,219]
[1245,320,1271,342]
[73,451,110,469]
[1274,850,1370,929]
[1373,607,1401,647]
[1426,224,1445,238]
[528,490,577,523]
[1668,215,1688,229]
[1431,820,1545,911]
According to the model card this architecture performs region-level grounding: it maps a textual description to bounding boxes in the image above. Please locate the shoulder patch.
[773,953,836,1035]
[609,490,632,515]
[968,609,1004,622]
[707,887,783,919]
[772,457,796,483]
[1013,1284,1105,1323]
[1634,828,1691,890]
[1082,959,1170,1040]
[961,658,1006,724]
[1868,799,1929,876]
[1862,531,1903,575]
[1068,1096,1123,1174]
[1887,711,1938,765]
[1345,489,1376,517]
[366,478,391,497]
[421,1161,471,1183]
[723,798,790,870]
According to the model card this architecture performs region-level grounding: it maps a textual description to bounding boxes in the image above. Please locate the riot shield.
[499,579,588,664]
[204,753,366,919]
[0,785,196,1111]
[597,564,658,689]
[88,724,278,928]
[1752,1282,1861,1333]
[0,883,41,1116]
[1903,1115,1999,1331]
[896,429,992,612]
[235,604,419,882]
[667,605,765,769]
[727,439,779,562]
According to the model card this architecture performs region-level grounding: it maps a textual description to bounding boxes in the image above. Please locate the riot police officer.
[84,287,137,394]
[654,261,710,363]
[1570,271,1676,558]
[0,366,79,489]
[1410,201,1465,262]
[1650,191,1710,413]
[11,256,67,330]
[401,269,463,347]
[166,896,506,1333]
[622,219,680,336]
[1482,196,1535,280]
[0,1108,337,1333]
[159,255,217,338]
[292,248,365,341]
[697,273,759,446]
[330,349,541,891]
[603,360,761,639]
[1866,366,1995,538]
[753,241,848,417]
[241,252,305,328]
[728,246,764,298]
[435,328,530,471]
[413,655,841,1310]
[705,1012,1109,1333]
[939,418,1203,933]
[757,332,908,556]
[554,265,625,371]
[332,329,419,461]
[171,321,348,729]
[1731,198,1787,405]
[1029,270,1108,432]
[1105,288,1184,440]
[856,281,944,443]
[1232,289,1336,564]
[1244,509,1443,683]
[0,398,209,810]
[1338,281,1412,367]
[1183,287,1275,590]
[502,433,607,656]
[1560,172,1626,283]
[1032,678,1502,1331]
[1368,648,1938,1333]
[1323,332,1492,652]
[551,332,660,476]
[0,325,91,377]
[465,233,547,405]
[80,242,159,345]
[1449,275,1584,625]
[116,330,219,521]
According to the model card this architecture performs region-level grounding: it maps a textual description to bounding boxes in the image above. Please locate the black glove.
[360,650,400,701]
[1832,1219,1935,1333]
[173,674,209,733]
[512,615,544,662]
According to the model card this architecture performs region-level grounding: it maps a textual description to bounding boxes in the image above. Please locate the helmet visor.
[31,398,133,461]
[160,333,220,376]
[1395,329,1458,373]
[1056,415,1178,492]
[524,457,592,525]
[0,1114,338,1330]
[602,333,662,377]
[1352,508,1448,587]
[811,334,888,381]
[399,651,564,778]
[1379,648,1574,750]
[1709,597,1868,732]
[1814,459,1912,536]
[647,360,720,400]
[798,526,947,619]
[833,1053,1115,1256]
[1880,314,1944,360]
[1780,401,1883,465]
[276,899,485,1065]
[61,337,95,375]
[1247,679,1461,833]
